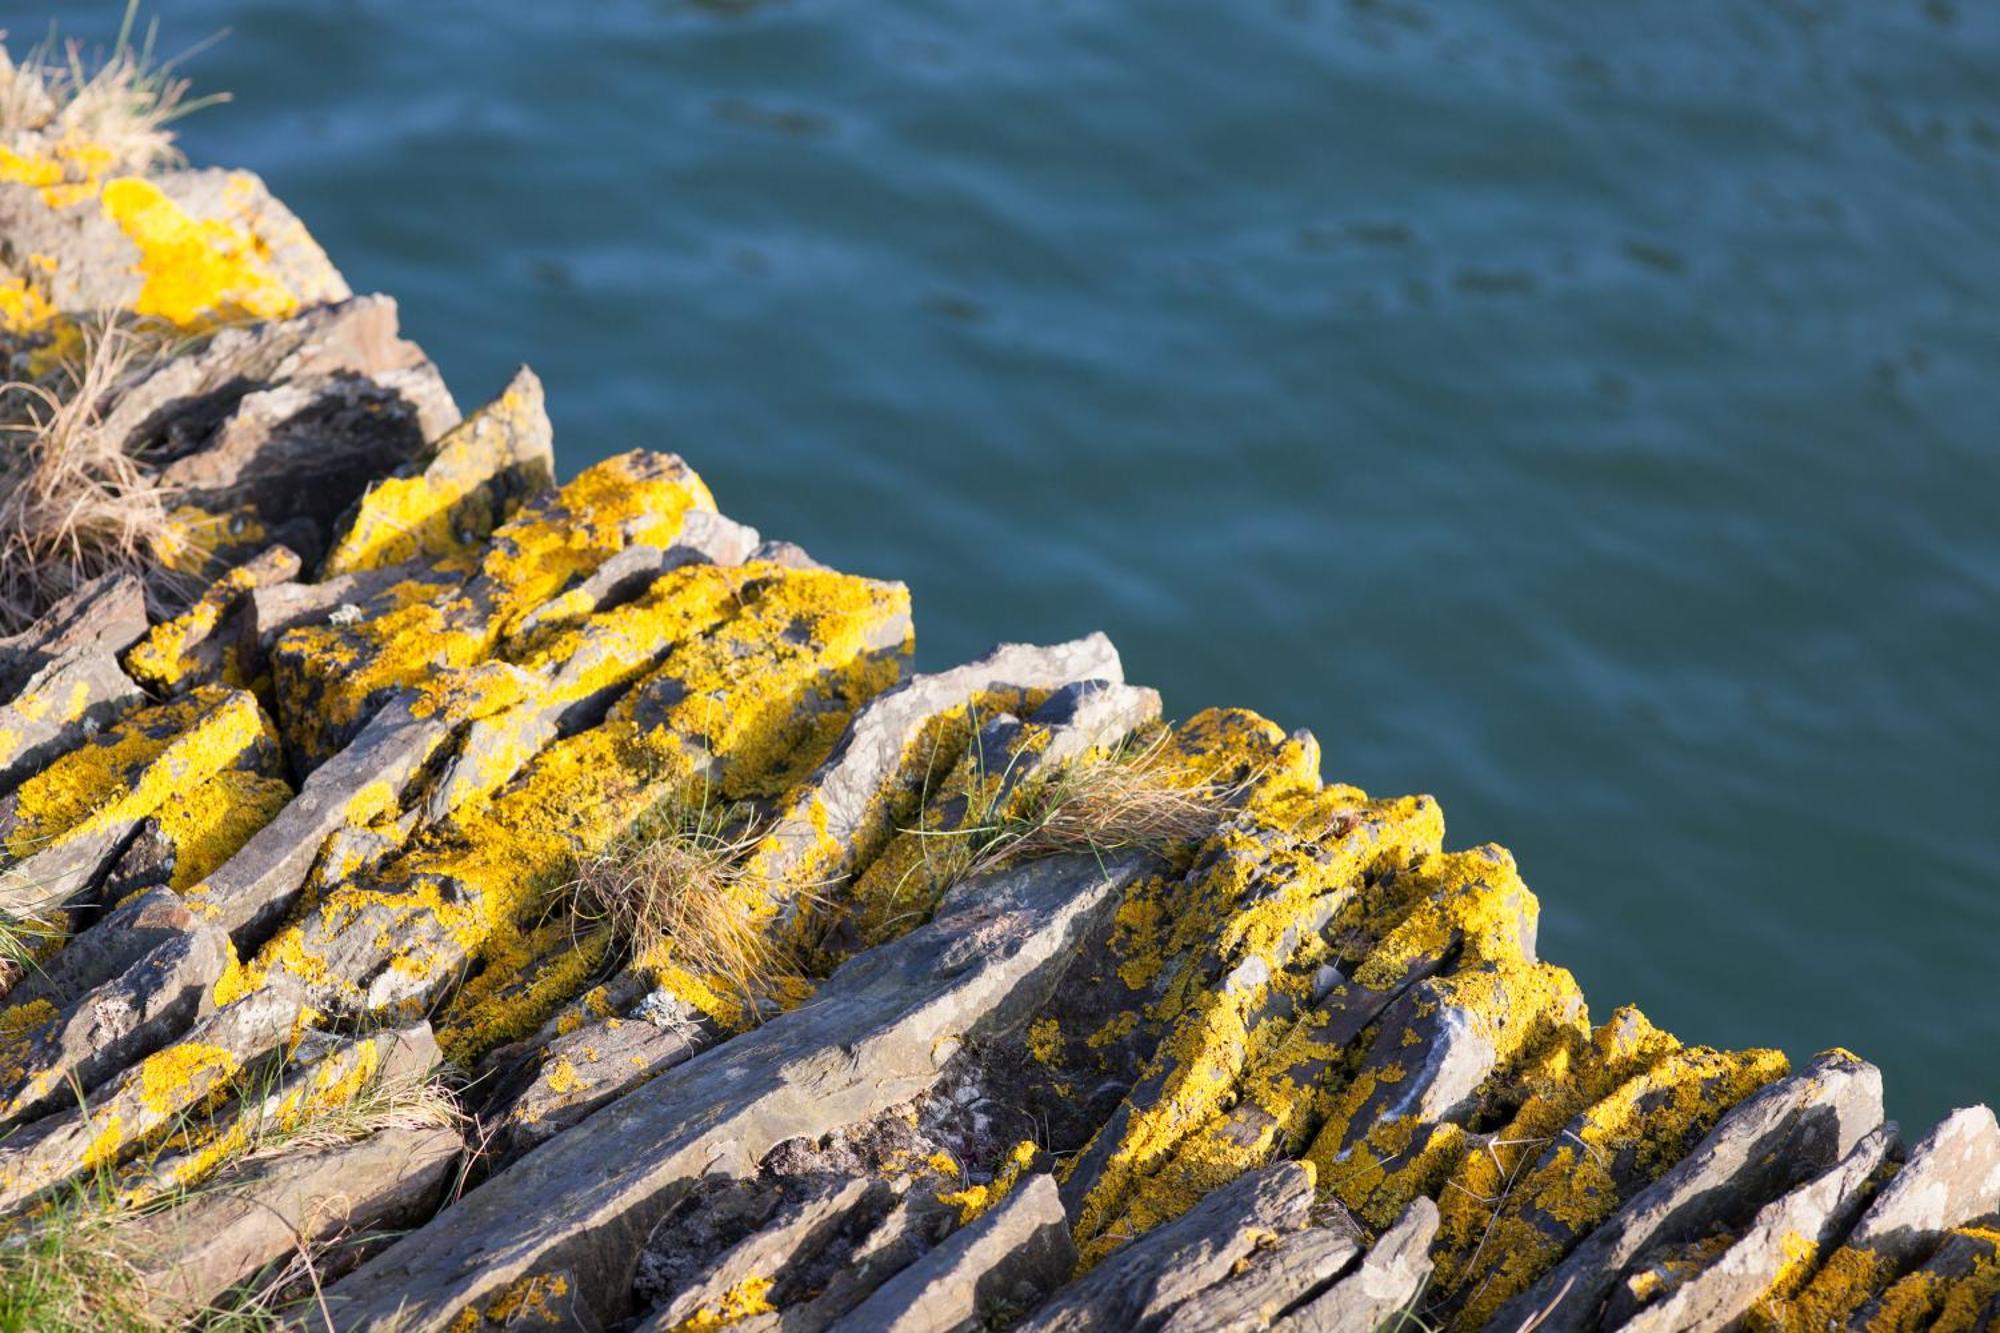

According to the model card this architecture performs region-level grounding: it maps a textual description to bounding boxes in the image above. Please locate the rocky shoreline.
[3,72,1998,1332]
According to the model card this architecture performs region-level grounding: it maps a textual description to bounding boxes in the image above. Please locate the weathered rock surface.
[1275,1198,1439,1333]
[0,572,147,791]
[832,1173,1076,1333]
[317,853,1145,1328]
[1490,1049,1885,1332]
[117,1122,462,1322]
[1015,1161,1316,1333]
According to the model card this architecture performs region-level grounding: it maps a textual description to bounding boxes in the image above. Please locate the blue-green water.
[38,1,2000,1129]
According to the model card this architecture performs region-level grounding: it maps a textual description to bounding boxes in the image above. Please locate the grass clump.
[909,726,1239,894]
[1,1,226,176]
[560,792,803,1020]
[0,320,195,635]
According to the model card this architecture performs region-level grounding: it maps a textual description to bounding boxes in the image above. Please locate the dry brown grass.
[0,3,227,175]
[560,793,804,1018]
[0,320,195,635]
[954,729,1239,881]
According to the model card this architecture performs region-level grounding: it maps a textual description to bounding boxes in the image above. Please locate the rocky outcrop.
[1,51,1995,1332]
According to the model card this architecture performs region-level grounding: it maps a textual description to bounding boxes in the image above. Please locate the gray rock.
[321,364,556,578]
[0,981,304,1214]
[1612,1123,1900,1331]
[1847,1104,2000,1266]
[831,1174,1077,1333]
[186,691,452,943]
[315,851,1145,1330]
[1151,1224,1363,1333]
[637,1177,888,1332]
[1015,1162,1314,1333]
[118,1122,461,1322]
[0,572,147,792]
[1490,1049,1885,1333]
[6,888,200,1010]
[750,634,1125,898]
[121,545,301,696]
[0,903,229,1125]
[1273,1198,1438,1333]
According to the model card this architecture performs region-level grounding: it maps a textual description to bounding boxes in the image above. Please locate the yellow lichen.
[98,175,299,327]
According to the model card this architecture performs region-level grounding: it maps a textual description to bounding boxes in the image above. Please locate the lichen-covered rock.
[0,897,229,1125]
[323,364,556,578]
[0,980,302,1213]
[1017,1161,1318,1333]
[0,571,147,792]
[315,852,1144,1329]
[0,685,278,924]
[1753,1104,2000,1329]
[1489,1049,1885,1333]
[1855,1217,2000,1331]
[1612,1122,1899,1331]
[114,1120,462,1322]
[122,544,301,695]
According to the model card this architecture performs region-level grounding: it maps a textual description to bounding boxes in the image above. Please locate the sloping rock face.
[0,63,1995,1333]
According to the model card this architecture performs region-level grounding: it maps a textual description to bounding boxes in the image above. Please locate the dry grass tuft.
[951,729,1239,883]
[561,793,804,1018]
[0,320,195,635]
[1,2,227,175]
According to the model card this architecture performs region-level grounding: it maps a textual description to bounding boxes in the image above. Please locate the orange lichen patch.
[432,920,615,1067]
[322,369,553,577]
[445,1271,580,1332]
[246,563,909,1056]
[2,686,274,858]
[150,768,293,891]
[668,1275,778,1332]
[1862,1224,2000,1332]
[97,175,300,327]
[1068,787,1444,1260]
[938,1139,1042,1225]
[1748,1241,1896,1331]
[135,1041,239,1117]
[272,452,718,764]
[1433,1038,1789,1330]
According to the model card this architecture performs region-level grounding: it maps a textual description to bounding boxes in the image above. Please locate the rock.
[98,763,294,903]
[480,997,717,1167]
[182,691,451,944]
[1612,1123,1900,1331]
[1848,1105,2000,1264]
[5,888,204,1009]
[830,1173,1076,1333]
[1149,1226,1362,1333]
[0,166,348,329]
[1855,1217,2000,1329]
[745,633,1125,904]
[323,364,557,577]
[835,677,1162,953]
[1063,790,1446,1255]
[1015,1161,1314,1333]
[636,1176,889,1331]
[1489,1049,1885,1333]
[314,852,1145,1329]
[117,1122,462,1322]
[1762,1103,2000,1327]
[0,981,303,1213]
[0,686,277,924]
[122,545,301,695]
[155,366,454,572]
[0,901,229,1125]
[122,1022,443,1208]
[1274,1198,1439,1333]
[0,572,147,792]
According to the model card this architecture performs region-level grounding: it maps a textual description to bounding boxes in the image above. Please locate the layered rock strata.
[2,64,1996,1333]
